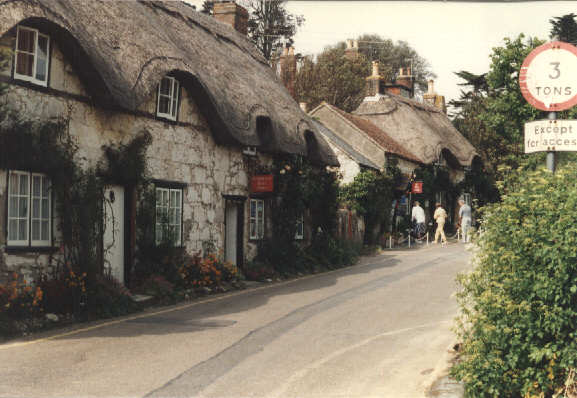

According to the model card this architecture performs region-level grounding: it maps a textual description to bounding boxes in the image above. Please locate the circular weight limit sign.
[520,41,577,111]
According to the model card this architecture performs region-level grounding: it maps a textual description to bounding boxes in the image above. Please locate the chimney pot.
[428,80,435,95]
[289,47,295,56]
[372,61,380,77]
[353,39,358,49]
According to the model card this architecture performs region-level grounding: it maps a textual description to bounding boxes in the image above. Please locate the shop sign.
[411,181,423,194]
[251,175,274,193]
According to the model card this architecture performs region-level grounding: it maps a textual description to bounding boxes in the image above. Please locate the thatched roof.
[0,0,338,165]
[354,94,478,167]
[312,120,379,170]
[312,102,423,165]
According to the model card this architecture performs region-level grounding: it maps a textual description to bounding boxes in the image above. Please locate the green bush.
[453,165,577,397]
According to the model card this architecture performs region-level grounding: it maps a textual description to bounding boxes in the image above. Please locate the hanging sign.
[411,181,423,194]
[519,41,577,111]
[524,119,577,153]
[250,175,274,193]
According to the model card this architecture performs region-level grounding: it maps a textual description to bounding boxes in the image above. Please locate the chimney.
[395,67,414,96]
[345,39,359,60]
[365,61,385,97]
[422,79,447,113]
[299,102,308,112]
[277,46,297,98]
[427,79,435,95]
[213,1,248,35]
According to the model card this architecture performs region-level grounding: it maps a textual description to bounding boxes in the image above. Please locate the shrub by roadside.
[453,165,577,397]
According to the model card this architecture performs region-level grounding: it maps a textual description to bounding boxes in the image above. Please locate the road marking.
[269,320,453,398]
[0,245,460,350]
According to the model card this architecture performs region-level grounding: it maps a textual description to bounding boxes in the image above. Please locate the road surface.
[0,243,470,398]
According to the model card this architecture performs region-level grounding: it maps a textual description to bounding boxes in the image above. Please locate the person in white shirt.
[411,201,426,237]
[458,199,472,243]
[433,203,447,245]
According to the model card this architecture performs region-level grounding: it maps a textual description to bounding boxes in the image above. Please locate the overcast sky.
[285,1,577,106]
[187,1,577,106]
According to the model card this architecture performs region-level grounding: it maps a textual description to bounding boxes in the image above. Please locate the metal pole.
[547,112,557,172]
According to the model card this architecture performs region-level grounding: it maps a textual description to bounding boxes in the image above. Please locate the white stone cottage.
[0,0,337,284]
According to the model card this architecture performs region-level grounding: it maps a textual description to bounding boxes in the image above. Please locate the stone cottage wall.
[0,29,269,281]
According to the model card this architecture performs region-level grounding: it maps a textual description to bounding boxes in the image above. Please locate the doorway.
[224,197,245,267]
[103,185,125,284]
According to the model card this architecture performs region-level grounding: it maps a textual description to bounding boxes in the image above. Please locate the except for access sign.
[519,41,577,111]
[524,119,577,153]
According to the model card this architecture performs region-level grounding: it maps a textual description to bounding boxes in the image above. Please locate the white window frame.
[156,76,180,121]
[14,26,50,87]
[295,213,304,240]
[462,192,472,206]
[155,187,183,246]
[249,198,265,240]
[7,170,52,247]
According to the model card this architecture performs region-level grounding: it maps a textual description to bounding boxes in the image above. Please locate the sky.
[187,1,577,107]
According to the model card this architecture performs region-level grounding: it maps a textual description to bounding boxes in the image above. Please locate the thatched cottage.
[0,0,337,284]
[312,61,480,224]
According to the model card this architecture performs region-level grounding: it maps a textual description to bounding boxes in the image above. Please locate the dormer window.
[14,26,50,86]
[156,76,180,121]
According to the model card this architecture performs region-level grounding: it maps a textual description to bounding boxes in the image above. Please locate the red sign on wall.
[251,175,274,193]
[411,181,423,194]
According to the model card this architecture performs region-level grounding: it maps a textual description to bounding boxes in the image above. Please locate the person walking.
[411,201,426,238]
[458,198,472,243]
[433,202,447,245]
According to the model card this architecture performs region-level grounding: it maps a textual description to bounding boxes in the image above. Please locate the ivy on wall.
[339,161,400,244]
[255,154,340,272]
[0,111,152,287]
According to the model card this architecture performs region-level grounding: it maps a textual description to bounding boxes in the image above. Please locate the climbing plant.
[255,155,340,273]
[0,112,152,313]
[339,161,400,244]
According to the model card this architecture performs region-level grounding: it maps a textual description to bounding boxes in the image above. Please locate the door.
[103,185,125,285]
[225,203,238,266]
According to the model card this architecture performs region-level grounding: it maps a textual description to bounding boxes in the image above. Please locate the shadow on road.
[48,252,406,340]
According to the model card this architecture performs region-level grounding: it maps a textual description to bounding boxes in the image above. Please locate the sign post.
[520,41,577,172]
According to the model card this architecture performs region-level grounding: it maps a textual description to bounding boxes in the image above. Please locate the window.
[435,191,447,207]
[155,187,182,246]
[462,193,472,206]
[249,199,264,240]
[14,26,50,86]
[156,76,180,121]
[295,214,304,240]
[7,171,51,247]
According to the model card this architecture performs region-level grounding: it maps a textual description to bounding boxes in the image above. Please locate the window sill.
[4,246,58,254]
[14,75,48,87]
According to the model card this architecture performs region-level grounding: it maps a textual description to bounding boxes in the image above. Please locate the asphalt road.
[0,243,470,398]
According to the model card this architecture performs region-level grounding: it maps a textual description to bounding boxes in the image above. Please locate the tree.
[449,35,549,177]
[355,34,435,95]
[200,1,214,15]
[550,13,577,45]
[294,47,369,112]
[294,35,435,112]
[246,0,304,61]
